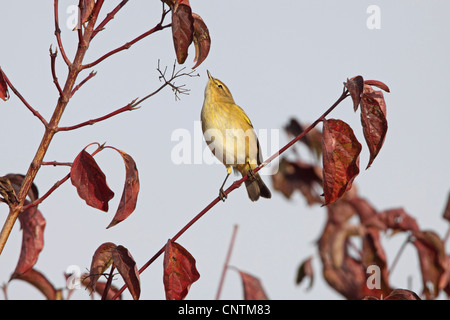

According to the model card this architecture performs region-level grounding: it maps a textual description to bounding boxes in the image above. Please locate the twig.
[70,70,97,97]
[81,9,171,69]
[22,174,70,211]
[42,161,72,167]
[388,234,411,275]
[49,46,63,96]
[0,67,48,127]
[61,61,197,132]
[57,99,138,132]
[91,0,130,40]
[111,87,350,300]
[101,265,116,300]
[53,0,71,66]
[216,225,239,300]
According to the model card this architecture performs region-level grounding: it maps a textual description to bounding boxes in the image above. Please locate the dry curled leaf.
[360,88,388,169]
[0,69,9,101]
[192,13,210,68]
[346,76,364,111]
[296,256,314,290]
[10,268,61,300]
[107,150,140,229]
[237,270,269,300]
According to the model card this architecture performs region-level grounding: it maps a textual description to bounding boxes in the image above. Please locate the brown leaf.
[14,203,46,276]
[442,191,450,222]
[379,208,419,232]
[322,119,362,205]
[296,256,314,290]
[345,76,364,111]
[271,158,322,205]
[171,2,194,64]
[237,270,269,300]
[81,0,96,24]
[411,230,448,299]
[0,69,9,101]
[364,79,390,93]
[107,150,140,229]
[192,13,210,69]
[163,240,200,300]
[360,89,388,169]
[3,173,39,203]
[318,217,367,299]
[284,118,323,159]
[70,149,114,212]
[111,245,140,300]
[112,245,140,300]
[0,176,19,206]
[10,268,61,300]
[88,242,116,293]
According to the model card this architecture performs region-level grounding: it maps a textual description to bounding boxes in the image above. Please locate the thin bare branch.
[22,174,70,211]
[41,161,72,167]
[70,70,97,97]
[81,8,171,69]
[53,0,71,66]
[56,99,138,132]
[0,67,48,127]
[49,46,63,96]
[91,0,129,40]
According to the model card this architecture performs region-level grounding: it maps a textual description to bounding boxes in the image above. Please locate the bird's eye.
[218,84,223,89]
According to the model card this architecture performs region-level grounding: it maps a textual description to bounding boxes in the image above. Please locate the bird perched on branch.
[201,71,271,202]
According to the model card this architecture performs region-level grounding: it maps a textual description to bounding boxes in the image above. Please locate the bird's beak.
[207,70,212,79]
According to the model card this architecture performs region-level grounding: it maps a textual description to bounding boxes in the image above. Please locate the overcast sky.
[1,1,449,300]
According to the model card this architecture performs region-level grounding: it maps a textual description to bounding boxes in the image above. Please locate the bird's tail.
[244,172,271,202]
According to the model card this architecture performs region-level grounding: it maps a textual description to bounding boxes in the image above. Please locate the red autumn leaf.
[345,76,364,111]
[237,270,269,300]
[107,150,140,229]
[171,2,194,65]
[88,242,116,293]
[296,256,314,290]
[192,13,211,69]
[163,240,200,300]
[322,119,362,205]
[14,203,46,276]
[112,245,140,300]
[71,149,114,212]
[10,268,60,300]
[0,69,9,101]
[360,89,388,169]
[411,230,448,299]
[364,79,390,93]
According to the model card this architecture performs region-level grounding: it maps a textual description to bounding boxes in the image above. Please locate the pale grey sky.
[1,1,449,299]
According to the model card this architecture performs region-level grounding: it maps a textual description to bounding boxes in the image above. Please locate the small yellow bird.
[201,71,271,202]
